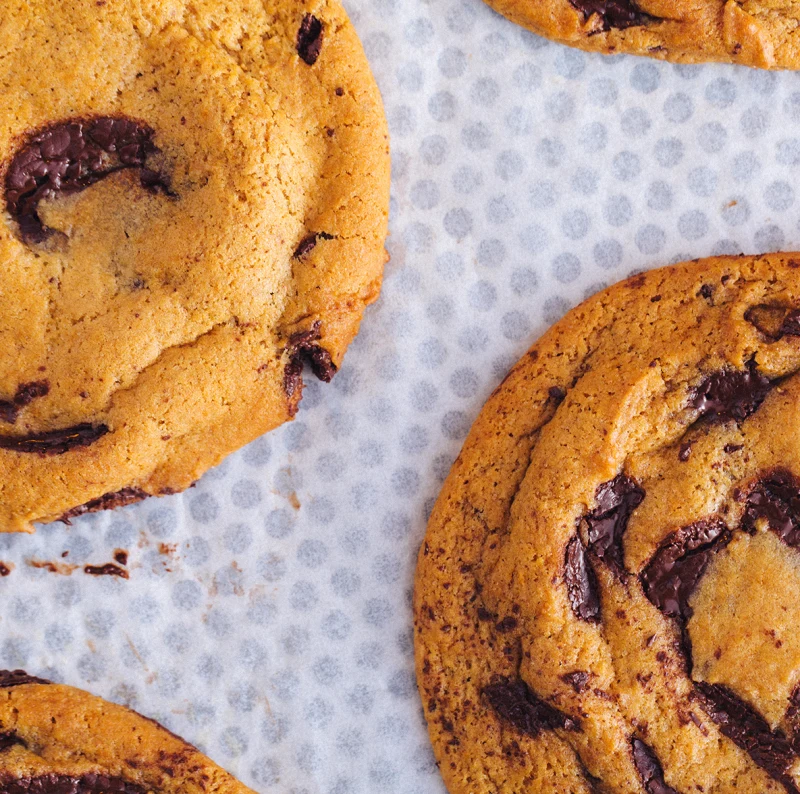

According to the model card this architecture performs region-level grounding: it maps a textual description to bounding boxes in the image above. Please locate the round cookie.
[415,254,800,794]
[0,670,253,794]
[484,1,800,68]
[0,0,389,531]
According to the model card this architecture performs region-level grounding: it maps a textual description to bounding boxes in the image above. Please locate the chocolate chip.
[723,444,743,454]
[741,471,800,548]
[695,681,799,793]
[59,487,148,524]
[83,563,129,579]
[698,284,714,301]
[293,231,334,259]
[631,739,680,794]
[297,14,324,65]
[583,474,645,576]
[0,733,25,752]
[562,671,590,693]
[691,361,773,423]
[0,775,147,794]
[548,386,566,404]
[283,321,337,413]
[678,442,692,462]
[0,423,109,455]
[745,305,800,341]
[0,670,50,687]
[114,550,128,566]
[0,381,49,424]
[641,518,729,623]
[565,535,601,623]
[568,0,658,31]
[5,117,173,245]
[495,616,518,633]
[483,676,578,738]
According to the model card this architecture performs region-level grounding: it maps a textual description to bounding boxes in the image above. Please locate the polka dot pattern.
[3,1,800,792]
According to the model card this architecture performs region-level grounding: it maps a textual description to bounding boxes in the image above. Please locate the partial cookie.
[483,1,799,68]
[0,670,253,794]
[0,0,389,531]
[415,254,800,793]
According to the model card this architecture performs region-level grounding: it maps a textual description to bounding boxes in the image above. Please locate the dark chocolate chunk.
[695,681,799,793]
[562,671,590,693]
[5,117,173,245]
[59,487,148,524]
[641,519,729,622]
[283,321,337,412]
[0,775,147,794]
[114,550,128,566]
[0,381,49,424]
[741,471,800,548]
[84,563,129,579]
[568,0,657,31]
[745,305,800,341]
[583,474,645,575]
[483,676,578,738]
[565,535,600,623]
[631,739,680,794]
[293,231,334,259]
[297,14,324,65]
[0,424,109,455]
[0,670,50,687]
[691,361,773,423]
[0,733,25,753]
[548,386,566,405]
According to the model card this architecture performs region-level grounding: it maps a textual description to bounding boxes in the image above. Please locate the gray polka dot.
[721,197,751,226]
[777,138,800,166]
[687,167,717,198]
[510,268,539,296]
[646,181,673,212]
[654,137,684,168]
[419,135,447,166]
[258,553,287,583]
[588,78,618,107]
[529,181,558,209]
[428,91,456,122]
[486,195,515,224]
[189,493,219,524]
[461,122,491,151]
[579,121,608,152]
[410,179,440,209]
[172,580,203,610]
[561,209,590,240]
[536,138,566,167]
[678,210,709,241]
[697,121,727,153]
[705,77,736,108]
[664,93,693,123]
[472,77,499,107]
[223,523,253,554]
[468,281,497,311]
[552,253,581,284]
[571,167,598,196]
[754,225,785,252]
[265,509,294,540]
[495,150,526,181]
[593,239,623,270]
[184,536,211,567]
[546,91,575,123]
[477,238,506,268]
[621,107,651,139]
[732,151,760,183]
[630,63,660,94]
[764,181,794,212]
[740,106,770,138]
[554,48,585,79]
[443,208,473,239]
[603,195,633,227]
[452,166,482,195]
[635,225,666,255]
[438,47,466,78]
[612,151,641,181]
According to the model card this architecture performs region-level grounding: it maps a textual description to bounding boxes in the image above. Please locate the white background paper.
[4,1,800,792]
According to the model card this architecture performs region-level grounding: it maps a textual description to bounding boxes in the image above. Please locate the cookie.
[0,669,253,794]
[0,0,390,531]
[483,0,800,68]
[414,254,800,793]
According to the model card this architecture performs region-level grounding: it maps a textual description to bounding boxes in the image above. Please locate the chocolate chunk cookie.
[0,0,389,531]
[0,670,253,794]
[415,255,800,793]
[483,0,800,68]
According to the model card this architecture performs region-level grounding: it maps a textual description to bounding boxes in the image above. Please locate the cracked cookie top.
[481,0,800,68]
[0,0,390,530]
[0,670,254,794]
[415,255,800,794]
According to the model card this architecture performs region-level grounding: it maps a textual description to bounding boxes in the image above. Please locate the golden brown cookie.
[0,670,253,794]
[415,254,800,794]
[484,1,800,68]
[0,0,389,531]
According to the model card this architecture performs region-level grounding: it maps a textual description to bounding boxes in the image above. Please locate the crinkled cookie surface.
[415,255,800,793]
[0,0,390,531]
[483,1,800,69]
